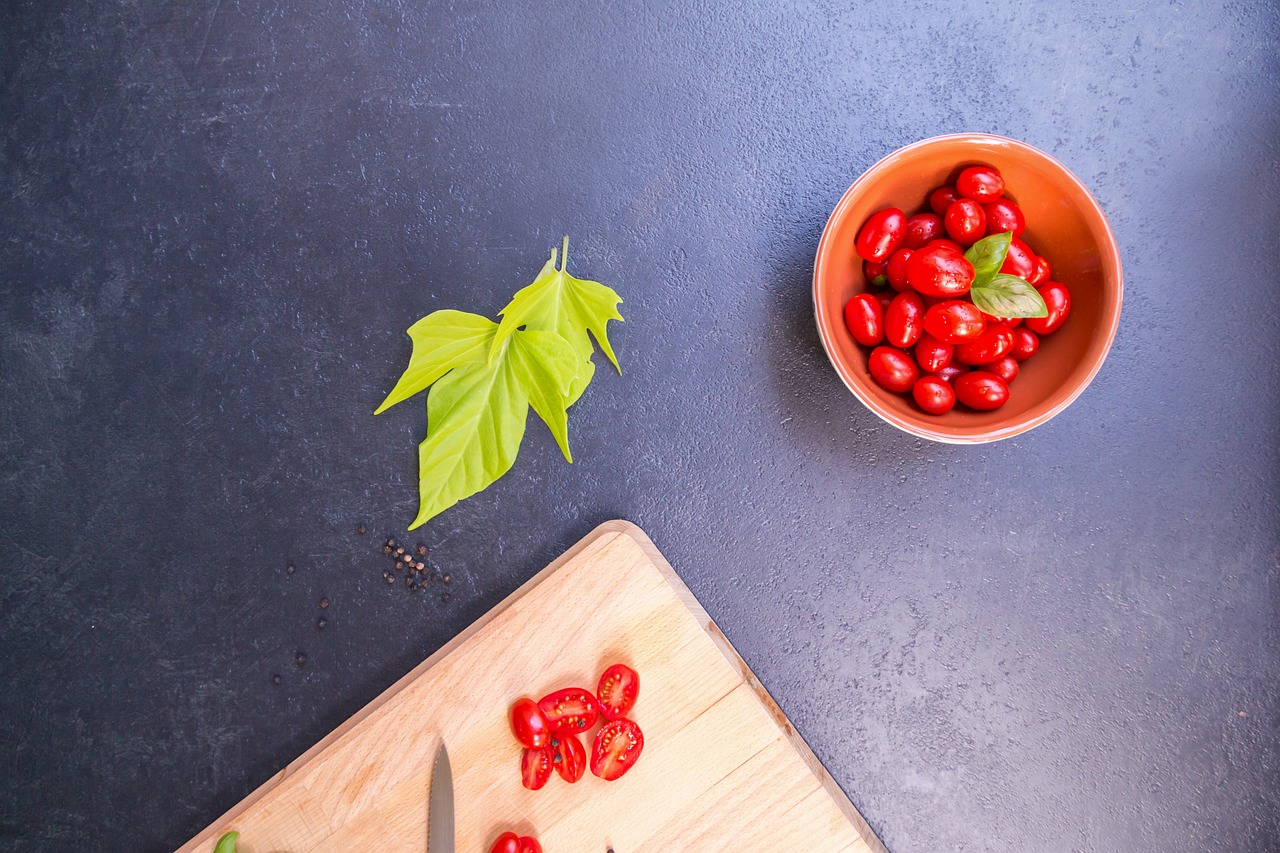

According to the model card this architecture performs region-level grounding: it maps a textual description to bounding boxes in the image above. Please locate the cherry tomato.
[1027,255,1051,286]
[886,248,913,292]
[956,165,1005,204]
[597,663,640,721]
[538,688,601,735]
[914,332,953,373]
[590,718,644,781]
[980,311,1022,329]
[855,208,907,262]
[928,185,960,216]
[521,745,553,790]
[954,371,1010,411]
[912,375,956,415]
[550,732,586,783]
[518,838,543,853]
[955,325,1015,365]
[863,259,888,288]
[903,213,944,249]
[885,292,925,348]
[843,293,884,347]
[1010,327,1039,361]
[983,199,1025,236]
[906,243,975,298]
[868,346,919,393]
[874,291,894,313]
[922,300,986,344]
[1025,281,1071,335]
[510,698,550,749]
[489,832,521,853]
[999,237,1036,280]
[944,198,986,246]
[931,363,968,384]
[988,355,1019,384]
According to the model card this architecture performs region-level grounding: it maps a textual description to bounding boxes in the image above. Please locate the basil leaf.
[964,231,1013,285]
[214,832,238,853]
[969,274,1049,319]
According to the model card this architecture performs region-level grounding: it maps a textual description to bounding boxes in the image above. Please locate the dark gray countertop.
[2,1,1278,850]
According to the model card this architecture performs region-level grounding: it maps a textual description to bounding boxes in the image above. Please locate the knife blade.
[427,742,454,853]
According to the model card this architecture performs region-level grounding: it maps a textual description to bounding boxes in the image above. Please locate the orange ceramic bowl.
[813,133,1123,443]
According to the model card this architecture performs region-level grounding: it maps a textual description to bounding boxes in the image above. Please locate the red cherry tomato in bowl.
[863,259,888,288]
[912,375,956,415]
[953,371,1010,411]
[931,363,968,384]
[591,718,644,781]
[855,208,906,262]
[844,293,884,347]
[906,243,975,298]
[868,346,919,393]
[954,325,1015,365]
[597,663,640,721]
[914,332,953,373]
[1010,327,1039,361]
[538,687,601,735]
[988,355,1020,384]
[521,745,553,790]
[944,198,986,246]
[928,185,960,216]
[1025,281,1071,335]
[550,732,587,783]
[885,292,925,348]
[983,199,1025,236]
[510,698,550,748]
[886,248,913,292]
[956,165,1005,203]
[1027,255,1051,286]
[922,300,986,344]
[999,237,1036,280]
[903,213,944,249]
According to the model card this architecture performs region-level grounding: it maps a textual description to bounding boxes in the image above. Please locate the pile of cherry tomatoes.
[845,165,1072,414]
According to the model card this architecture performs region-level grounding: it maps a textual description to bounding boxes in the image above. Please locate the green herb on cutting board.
[214,832,238,853]
[377,238,623,529]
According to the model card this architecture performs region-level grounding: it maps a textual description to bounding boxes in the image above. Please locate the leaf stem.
[561,235,569,272]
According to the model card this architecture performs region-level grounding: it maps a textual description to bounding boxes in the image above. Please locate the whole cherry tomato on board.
[944,198,986,246]
[510,698,550,749]
[988,355,1020,384]
[953,371,1010,411]
[521,745,553,790]
[550,732,587,783]
[922,300,986,344]
[518,838,542,853]
[956,165,1005,203]
[914,332,953,373]
[904,213,945,249]
[983,199,1025,236]
[955,325,1015,365]
[489,832,521,853]
[538,687,601,735]
[591,718,645,781]
[868,346,919,393]
[885,292,925,348]
[912,375,956,415]
[906,243,975,298]
[887,248,914,292]
[928,185,961,216]
[1025,282,1071,335]
[597,663,640,721]
[855,208,907,262]
[1010,327,1040,361]
[999,237,1037,281]
[844,293,884,347]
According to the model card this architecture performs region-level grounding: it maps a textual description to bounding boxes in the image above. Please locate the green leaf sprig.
[377,237,623,529]
[964,232,1049,319]
[214,832,238,853]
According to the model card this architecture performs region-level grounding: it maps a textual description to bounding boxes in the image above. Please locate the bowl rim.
[812,132,1124,444]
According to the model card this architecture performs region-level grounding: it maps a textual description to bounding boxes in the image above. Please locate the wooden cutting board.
[177,520,886,853]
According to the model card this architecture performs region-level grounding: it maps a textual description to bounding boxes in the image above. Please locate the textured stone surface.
[2,1,1278,850]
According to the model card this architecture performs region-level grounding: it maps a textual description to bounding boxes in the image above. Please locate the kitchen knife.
[427,743,454,853]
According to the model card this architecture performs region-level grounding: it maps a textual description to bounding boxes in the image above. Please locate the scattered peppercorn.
[317,617,328,630]
[442,573,451,584]
[271,674,282,686]
[415,561,425,571]
[441,593,450,603]
[295,653,307,667]
[387,538,397,548]
[382,545,392,555]
[416,543,428,557]
[286,563,296,576]
[356,523,366,535]
[319,597,330,609]
[405,576,414,589]
[396,546,405,555]
[384,572,395,584]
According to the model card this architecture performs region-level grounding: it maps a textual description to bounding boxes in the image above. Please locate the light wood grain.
[176,520,886,853]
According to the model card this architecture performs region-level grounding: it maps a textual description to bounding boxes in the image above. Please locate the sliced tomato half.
[550,732,586,783]
[596,663,639,721]
[537,687,600,735]
[521,745,552,790]
[590,718,644,781]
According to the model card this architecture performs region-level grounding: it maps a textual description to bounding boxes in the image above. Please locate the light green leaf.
[508,330,580,462]
[374,310,495,415]
[970,274,1050,319]
[964,231,1013,286]
[213,832,238,853]
[491,237,623,404]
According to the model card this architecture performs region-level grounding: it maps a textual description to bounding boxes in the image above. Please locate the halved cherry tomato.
[912,376,956,415]
[922,300,986,344]
[999,237,1036,281]
[518,838,542,853]
[1025,282,1071,335]
[510,698,550,749]
[591,718,644,781]
[1027,255,1051,286]
[983,199,1025,236]
[538,687,601,735]
[906,243,974,298]
[955,326,1015,365]
[928,185,960,216]
[931,363,968,384]
[855,208,907,262]
[914,332,953,373]
[1010,327,1039,361]
[844,293,884,347]
[957,165,1004,203]
[885,292,925,348]
[521,745,553,790]
[988,355,1019,384]
[863,259,888,288]
[944,198,986,246]
[886,248,913,292]
[903,213,944,249]
[597,663,640,721]
[953,371,1010,410]
[489,832,521,853]
[868,346,919,393]
[551,732,586,783]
